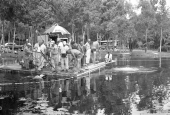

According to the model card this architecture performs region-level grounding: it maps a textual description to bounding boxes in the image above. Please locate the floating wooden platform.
[0,63,37,74]
[0,60,116,78]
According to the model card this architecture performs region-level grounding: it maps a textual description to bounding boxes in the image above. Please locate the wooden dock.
[0,60,116,78]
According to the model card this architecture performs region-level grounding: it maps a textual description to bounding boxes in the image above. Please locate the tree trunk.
[87,22,90,40]
[72,23,74,41]
[29,26,33,49]
[12,22,16,52]
[82,26,85,44]
[0,20,4,49]
[33,26,38,46]
[75,33,76,43]
[97,33,98,41]
[8,31,10,43]
[145,28,148,53]
[160,26,162,53]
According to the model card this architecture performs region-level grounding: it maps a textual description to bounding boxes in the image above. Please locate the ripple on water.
[107,66,157,74]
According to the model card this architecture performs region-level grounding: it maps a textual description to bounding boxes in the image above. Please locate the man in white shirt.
[50,41,59,71]
[60,41,69,72]
[91,39,99,63]
[84,39,91,64]
[33,42,39,66]
[39,40,46,54]
[105,51,112,63]
[58,40,63,63]
[46,39,53,59]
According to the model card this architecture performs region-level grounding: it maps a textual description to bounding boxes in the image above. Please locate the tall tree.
[154,0,170,52]
[137,0,156,52]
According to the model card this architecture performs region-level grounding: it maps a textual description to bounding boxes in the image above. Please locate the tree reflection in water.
[1,58,170,114]
[74,67,170,114]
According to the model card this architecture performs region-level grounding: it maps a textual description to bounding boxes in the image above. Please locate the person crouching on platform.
[105,51,112,63]
[50,41,59,71]
[67,49,83,72]
[60,41,69,72]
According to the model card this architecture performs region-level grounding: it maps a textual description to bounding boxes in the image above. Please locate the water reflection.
[1,58,170,114]
[159,57,162,68]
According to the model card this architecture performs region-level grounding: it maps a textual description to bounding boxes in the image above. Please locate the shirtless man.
[67,49,83,71]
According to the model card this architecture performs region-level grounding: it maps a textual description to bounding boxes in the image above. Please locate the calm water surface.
[0,56,170,115]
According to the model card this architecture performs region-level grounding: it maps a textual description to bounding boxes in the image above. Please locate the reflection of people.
[105,74,112,80]
[105,51,112,63]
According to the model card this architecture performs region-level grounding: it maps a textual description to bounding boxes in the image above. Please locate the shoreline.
[1,49,170,60]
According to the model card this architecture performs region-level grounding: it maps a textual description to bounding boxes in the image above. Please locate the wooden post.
[160,26,162,53]
[29,26,33,50]
[72,23,74,41]
[8,31,10,43]
[87,22,90,40]
[82,26,85,44]
[145,28,148,53]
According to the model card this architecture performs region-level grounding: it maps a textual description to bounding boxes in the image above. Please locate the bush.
[158,45,169,52]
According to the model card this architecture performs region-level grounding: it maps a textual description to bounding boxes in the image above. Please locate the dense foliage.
[0,0,170,50]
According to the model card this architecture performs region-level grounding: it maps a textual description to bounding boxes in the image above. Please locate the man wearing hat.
[60,41,69,72]
[105,50,112,63]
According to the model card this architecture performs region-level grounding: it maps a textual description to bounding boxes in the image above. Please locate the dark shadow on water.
[0,57,170,114]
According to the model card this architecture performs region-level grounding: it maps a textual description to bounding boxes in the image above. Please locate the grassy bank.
[131,49,170,58]
[1,49,170,62]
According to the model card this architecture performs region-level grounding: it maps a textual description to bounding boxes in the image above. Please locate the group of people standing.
[22,38,100,73]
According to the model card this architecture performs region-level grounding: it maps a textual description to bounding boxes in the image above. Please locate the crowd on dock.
[21,38,111,72]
